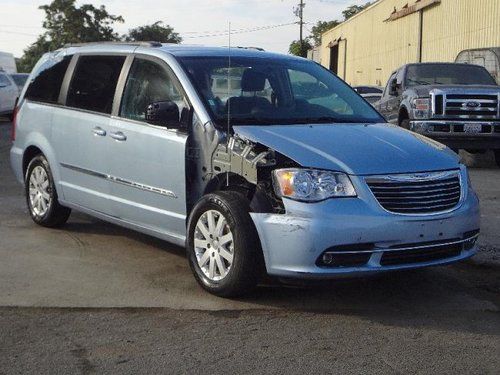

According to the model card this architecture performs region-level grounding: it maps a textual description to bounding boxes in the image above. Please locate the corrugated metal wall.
[320,0,500,87]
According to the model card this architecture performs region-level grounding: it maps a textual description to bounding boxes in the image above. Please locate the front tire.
[25,155,71,227]
[186,191,264,297]
[399,117,410,130]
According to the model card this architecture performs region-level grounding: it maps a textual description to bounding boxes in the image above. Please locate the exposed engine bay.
[186,118,296,214]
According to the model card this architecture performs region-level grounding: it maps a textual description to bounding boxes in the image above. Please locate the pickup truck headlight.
[412,98,430,119]
[272,168,356,202]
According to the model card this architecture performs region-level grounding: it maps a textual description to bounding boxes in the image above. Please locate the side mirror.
[389,79,399,96]
[145,101,180,128]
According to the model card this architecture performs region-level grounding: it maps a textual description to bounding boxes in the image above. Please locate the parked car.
[0,70,18,119]
[456,47,499,84]
[0,51,16,74]
[9,73,29,93]
[375,63,500,166]
[353,85,382,105]
[10,43,480,297]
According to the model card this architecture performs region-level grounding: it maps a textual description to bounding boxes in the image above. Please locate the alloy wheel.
[194,209,234,281]
[28,166,51,216]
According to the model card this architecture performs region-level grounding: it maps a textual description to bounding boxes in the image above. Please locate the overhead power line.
[182,22,297,39]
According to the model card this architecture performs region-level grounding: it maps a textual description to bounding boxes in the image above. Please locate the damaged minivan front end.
[227,124,480,278]
[178,48,480,293]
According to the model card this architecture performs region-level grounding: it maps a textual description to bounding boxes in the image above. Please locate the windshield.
[405,64,497,86]
[178,56,383,126]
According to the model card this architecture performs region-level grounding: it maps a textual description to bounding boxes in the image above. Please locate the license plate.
[464,123,482,133]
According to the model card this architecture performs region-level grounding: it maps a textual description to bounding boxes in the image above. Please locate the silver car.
[10,43,480,297]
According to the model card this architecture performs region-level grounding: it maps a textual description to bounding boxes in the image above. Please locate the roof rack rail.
[63,41,162,48]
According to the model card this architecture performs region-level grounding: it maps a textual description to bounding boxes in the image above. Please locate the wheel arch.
[398,105,410,125]
[197,172,274,215]
[21,134,64,198]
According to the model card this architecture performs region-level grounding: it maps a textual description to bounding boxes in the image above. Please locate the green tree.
[310,20,340,46]
[289,39,313,57]
[125,21,182,43]
[342,2,373,21]
[17,0,123,72]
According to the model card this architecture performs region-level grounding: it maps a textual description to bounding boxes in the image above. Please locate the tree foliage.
[17,0,124,72]
[310,20,340,46]
[125,21,182,43]
[288,39,313,57]
[342,2,373,21]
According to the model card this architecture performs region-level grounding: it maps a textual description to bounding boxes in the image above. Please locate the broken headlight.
[272,168,356,202]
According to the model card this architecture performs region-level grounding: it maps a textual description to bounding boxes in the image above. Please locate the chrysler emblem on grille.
[463,101,481,108]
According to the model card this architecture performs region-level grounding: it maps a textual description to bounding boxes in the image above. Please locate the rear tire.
[494,150,500,168]
[25,155,71,227]
[186,191,264,297]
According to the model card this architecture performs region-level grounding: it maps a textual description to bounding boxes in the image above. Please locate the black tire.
[494,150,500,168]
[186,191,264,297]
[399,117,410,129]
[25,155,71,227]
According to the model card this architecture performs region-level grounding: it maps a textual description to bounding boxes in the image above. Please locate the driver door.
[378,72,396,121]
[107,55,189,240]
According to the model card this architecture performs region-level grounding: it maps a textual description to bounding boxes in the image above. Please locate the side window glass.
[67,55,126,114]
[396,68,405,86]
[383,73,396,97]
[120,58,187,122]
[24,55,71,103]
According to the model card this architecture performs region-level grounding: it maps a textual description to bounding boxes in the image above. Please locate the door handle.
[110,131,127,141]
[92,127,106,136]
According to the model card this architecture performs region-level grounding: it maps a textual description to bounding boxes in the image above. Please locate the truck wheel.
[186,191,264,297]
[25,155,71,227]
[400,118,410,129]
[494,150,500,168]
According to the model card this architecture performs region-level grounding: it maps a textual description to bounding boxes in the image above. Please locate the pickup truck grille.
[436,93,499,119]
[365,171,462,214]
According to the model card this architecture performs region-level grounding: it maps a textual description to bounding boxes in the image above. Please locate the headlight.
[412,98,430,119]
[412,98,430,110]
[272,168,356,202]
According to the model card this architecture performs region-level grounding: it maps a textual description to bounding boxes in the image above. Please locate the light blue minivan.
[10,42,480,296]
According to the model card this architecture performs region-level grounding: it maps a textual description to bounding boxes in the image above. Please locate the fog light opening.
[463,237,477,251]
[322,253,334,265]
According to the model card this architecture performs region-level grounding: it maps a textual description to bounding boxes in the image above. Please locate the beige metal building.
[320,0,500,86]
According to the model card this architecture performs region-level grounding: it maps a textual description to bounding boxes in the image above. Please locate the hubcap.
[28,166,51,217]
[194,209,234,281]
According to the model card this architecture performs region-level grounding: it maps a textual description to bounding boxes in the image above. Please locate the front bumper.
[250,167,480,279]
[410,120,500,149]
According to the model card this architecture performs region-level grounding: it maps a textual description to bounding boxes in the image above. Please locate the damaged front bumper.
[250,172,480,279]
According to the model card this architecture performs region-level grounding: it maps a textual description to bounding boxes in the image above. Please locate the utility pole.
[294,0,305,55]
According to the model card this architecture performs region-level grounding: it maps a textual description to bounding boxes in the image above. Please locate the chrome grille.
[365,171,462,214]
[443,94,498,119]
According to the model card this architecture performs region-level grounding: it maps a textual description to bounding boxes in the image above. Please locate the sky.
[0,0,366,58]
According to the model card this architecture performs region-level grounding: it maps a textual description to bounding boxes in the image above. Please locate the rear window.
[66,55,126,114]
[25,56,71,103]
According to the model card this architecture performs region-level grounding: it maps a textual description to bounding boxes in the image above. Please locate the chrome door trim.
[60,163,178,198]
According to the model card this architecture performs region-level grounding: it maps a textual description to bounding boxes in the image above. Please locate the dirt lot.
[0,119,499,374]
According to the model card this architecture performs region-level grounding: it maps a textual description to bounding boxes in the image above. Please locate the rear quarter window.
[66,55,126,114]
[25,56,72,103]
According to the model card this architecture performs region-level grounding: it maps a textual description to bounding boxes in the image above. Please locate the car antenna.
[226,21,232,187]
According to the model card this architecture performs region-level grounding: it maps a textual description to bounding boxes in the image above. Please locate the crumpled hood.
[233,123,460,175]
